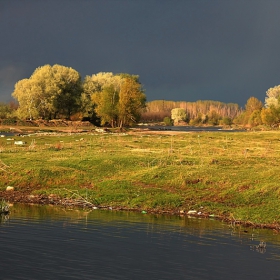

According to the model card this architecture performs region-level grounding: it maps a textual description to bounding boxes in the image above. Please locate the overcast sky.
[1,0,280,107]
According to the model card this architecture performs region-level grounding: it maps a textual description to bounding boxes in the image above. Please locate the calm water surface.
[1,204,280,280]
[141,126,246,132]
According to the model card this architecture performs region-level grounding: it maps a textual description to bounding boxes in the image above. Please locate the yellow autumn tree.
[118,77,146,128]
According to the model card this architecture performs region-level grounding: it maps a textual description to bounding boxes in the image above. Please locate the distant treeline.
[141,100,242,125]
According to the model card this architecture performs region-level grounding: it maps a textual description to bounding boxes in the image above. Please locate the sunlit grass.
[1,130,280,225]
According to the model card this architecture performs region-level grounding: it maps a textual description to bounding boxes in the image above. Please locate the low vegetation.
[1,127,280,228]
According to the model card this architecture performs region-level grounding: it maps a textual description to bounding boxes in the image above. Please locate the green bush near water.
[1,130,280,225]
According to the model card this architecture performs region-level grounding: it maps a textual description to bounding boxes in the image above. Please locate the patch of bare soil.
[0,188,58,205]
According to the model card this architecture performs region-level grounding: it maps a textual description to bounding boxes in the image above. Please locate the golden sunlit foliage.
[8,63,280,129]
[12,64,82,120]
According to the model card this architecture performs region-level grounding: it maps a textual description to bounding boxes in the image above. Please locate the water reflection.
[0,212,9,222]
[1,204,280,279]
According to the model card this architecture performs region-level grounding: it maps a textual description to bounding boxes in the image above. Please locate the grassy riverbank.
[1,127,280,228]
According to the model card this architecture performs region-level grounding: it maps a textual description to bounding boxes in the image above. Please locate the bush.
[221,117,232,126]
[163,117,173,126]
[1,118,17,125]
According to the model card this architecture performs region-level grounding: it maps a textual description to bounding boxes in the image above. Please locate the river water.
[138,125,246,132]
[1,204,280,280]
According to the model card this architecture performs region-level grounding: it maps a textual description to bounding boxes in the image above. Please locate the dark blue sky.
[1,0,280,107]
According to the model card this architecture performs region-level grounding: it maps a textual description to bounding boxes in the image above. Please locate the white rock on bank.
[187,210,197,215]
[6,186,14,191]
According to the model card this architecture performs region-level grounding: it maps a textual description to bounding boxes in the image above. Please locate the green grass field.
[1,128,280,226]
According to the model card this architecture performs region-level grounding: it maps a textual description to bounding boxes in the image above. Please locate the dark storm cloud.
[1,0,280,106]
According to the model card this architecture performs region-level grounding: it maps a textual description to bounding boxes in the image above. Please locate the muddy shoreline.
[1,188,280,232]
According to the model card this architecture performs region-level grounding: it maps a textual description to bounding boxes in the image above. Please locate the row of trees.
[142,87,280,128]
[11,64,146,127]
[235,88,280,128]
[3,63,280,128]
[142,100,241,126]
[171,88,280,128]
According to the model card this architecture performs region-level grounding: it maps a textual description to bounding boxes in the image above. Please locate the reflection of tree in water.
[0,213,9,223]
[0,199,9,223]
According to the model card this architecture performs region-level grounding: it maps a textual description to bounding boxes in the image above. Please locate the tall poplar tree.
[118,77,146,128]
